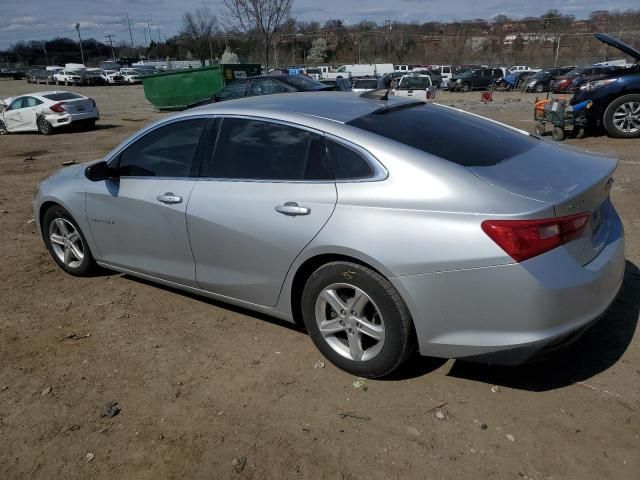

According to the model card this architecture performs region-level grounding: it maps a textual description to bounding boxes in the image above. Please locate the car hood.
[595,33,640,60]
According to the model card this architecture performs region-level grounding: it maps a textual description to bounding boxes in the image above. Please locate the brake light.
[481,213,591,262]
[50,102,65,113]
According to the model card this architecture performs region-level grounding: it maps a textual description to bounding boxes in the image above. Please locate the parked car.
[392,74,434,101]
[412,69,443,88]
[351,78,379,94]
[495,70,537,90]
[568,66,625,93]
[524,67,575,93]
[0,68,25,80]
[380,71,407,88]
[120,69,142,84]
[551,66,614,93]
[209,75,331,103]
[450,68,503,91]
[507,65,530,73]
[28,68,58,85]
[571,33,640,138]
[100,70,125,85]
[33,93,624,378]
[429,65,453,88]
[318,78,352,91]
[54,70,83,86]
[0,91,99,135]
[80,70,106,86]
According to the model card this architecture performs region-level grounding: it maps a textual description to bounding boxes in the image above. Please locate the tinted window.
[44,92,82,101]
[326,140,373,179]
[281,75,327,90]
[397,76,430,89]
[217,81,247,100]
[24,97,42,107]
[248,79,290,96]
[118,119,207,177]
[212,119,332,181]
[347,103,538,167]
[353,79,378,89]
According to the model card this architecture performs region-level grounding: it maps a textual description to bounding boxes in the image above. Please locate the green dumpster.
[143,64,261,111]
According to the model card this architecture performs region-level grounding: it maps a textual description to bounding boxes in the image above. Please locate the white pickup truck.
[391,75,435,101]
[54,70,84,86]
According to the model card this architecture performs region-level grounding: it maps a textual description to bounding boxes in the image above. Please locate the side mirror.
[85,161,117,182]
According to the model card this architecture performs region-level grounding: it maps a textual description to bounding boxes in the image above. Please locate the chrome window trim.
[104,113,388,184]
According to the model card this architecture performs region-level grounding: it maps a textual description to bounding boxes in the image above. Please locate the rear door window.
[347,103,537,167]
[212,118,333,181]
[326,140,374,179]
[217,81,248,100]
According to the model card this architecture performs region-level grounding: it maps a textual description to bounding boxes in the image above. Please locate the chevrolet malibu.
[33,93,625,378]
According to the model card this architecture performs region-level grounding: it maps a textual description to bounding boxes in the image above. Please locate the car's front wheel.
[603,94,640,139]
[535,82,545,93]
[301,261,416,378]
[42,205,96,276]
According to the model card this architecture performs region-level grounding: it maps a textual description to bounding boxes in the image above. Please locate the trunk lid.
[469,141,617,265]
[62,98,94,114]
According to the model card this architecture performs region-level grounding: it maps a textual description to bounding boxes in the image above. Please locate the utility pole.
[105,34,116,63]
[126,13,134,48]
[385,19,392,63]
[156,24,161,43]
[146,15,153,46]
[75,23,85,65]
[42,42,49,65]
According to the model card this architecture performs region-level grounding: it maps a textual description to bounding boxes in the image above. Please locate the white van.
[334,64,394,78]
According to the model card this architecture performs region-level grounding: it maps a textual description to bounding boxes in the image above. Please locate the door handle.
[275,202,310,216]
[156,192,183,204]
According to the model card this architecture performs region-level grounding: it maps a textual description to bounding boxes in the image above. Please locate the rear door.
[187,117,337,307]
[85,118,210,285]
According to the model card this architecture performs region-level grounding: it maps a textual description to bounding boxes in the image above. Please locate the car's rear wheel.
[301,261,416,378]
[603,94,640,139]
[42,205,96,276]
[535,83,545,93]
[37,117,53,135]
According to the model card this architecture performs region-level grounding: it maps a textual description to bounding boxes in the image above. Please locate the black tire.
[301,261,416,378]
[37,117,53,135]
[461,82,471,93]
[0,119,7,135]
[602,94,640,139]
[552,126,565,141]
[535,82,545,93]
[82,119,96,131]
[575,127,586,139]
[42,205,96,277]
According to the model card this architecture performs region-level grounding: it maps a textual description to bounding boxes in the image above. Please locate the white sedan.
[0,91,99,135]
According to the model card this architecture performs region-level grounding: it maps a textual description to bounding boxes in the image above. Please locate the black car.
[524,66,575,93]
[450,68,503,92]
[26,68,55,85]
[0,68,25,80]
[318,78,352,91]
[214,74,332,102]
[571,33,640,138]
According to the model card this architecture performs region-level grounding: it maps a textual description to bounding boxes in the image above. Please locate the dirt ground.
[0,80,638,480]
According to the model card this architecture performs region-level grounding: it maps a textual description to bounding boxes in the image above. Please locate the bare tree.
[223,0,293,68]
[181,7,219,65]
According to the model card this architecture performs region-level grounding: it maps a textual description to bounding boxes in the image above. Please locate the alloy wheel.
[48,218,84,269]
[314,283,385,361]
[612,101,640,134]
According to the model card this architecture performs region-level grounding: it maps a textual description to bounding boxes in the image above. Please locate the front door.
[85,118,209,285]
[187,117,338,307]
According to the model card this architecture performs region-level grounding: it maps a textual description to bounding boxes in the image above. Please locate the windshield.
[282,75,327,90]
[531,70,552,78]
[565,68,585,77]
[347,103,537,167]
[457,70,473,77]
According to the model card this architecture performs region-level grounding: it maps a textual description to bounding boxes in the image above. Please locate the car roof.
[187,92,417,123]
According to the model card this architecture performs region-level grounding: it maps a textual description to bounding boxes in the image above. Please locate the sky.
[1,0,638,49]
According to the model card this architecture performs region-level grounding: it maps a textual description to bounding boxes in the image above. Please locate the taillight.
[50,102,65,113]
[481,213,591,262]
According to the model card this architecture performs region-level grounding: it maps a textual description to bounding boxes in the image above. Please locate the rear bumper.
[390,209,625,365]
[44,111,99,128]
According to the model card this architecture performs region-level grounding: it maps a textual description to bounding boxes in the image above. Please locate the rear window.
[354,79,378,89]
[43,92,83,101]
[347,103,538,167]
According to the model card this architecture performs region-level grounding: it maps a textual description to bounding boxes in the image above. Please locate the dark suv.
[571,33,640,138]
[450,68,503,92]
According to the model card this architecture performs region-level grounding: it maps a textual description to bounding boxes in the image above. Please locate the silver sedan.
[33,93,625,378]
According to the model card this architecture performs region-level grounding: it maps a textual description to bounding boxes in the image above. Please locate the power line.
[104,34,116,62]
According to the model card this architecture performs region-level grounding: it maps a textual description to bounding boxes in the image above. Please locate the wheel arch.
[287,251,394,329]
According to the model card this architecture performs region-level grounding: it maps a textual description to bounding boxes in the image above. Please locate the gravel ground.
[0,80,638,480]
